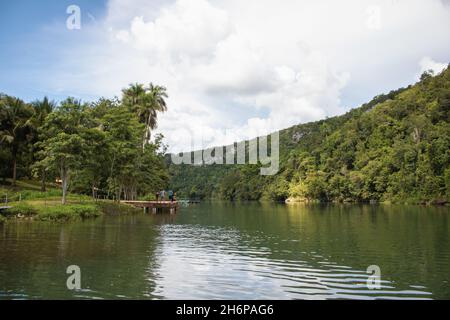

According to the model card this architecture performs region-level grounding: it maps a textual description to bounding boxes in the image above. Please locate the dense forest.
[0,83,169,204]
[169,67,450,204]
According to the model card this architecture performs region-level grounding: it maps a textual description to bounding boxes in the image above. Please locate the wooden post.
[152,207,157,215]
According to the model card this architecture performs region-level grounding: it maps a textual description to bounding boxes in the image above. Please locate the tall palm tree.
[0,95,35,186]
[121,83,168,150]
[140,83,168,149]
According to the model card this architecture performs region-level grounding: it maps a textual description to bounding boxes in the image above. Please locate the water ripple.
[149,224,433,300]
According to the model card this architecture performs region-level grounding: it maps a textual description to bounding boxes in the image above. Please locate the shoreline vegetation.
[284,197,448,206]
[0,181,142,224]
[1,83,170,211]
[1,82,170,223]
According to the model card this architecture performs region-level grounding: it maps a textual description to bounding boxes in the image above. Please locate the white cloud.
[418,56,448,78]
[46,0,450,152]
[120,0,232,61]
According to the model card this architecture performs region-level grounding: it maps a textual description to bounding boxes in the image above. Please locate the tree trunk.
[118,185,122,202]
[142,121,151,151]
[92,184,96,201]
[41,170,46,192]
[12,155,17,186]
[61,167,69,205]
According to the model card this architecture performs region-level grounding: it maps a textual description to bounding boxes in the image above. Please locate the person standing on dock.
[155,191,160,202]
[160,190,166,201]
[168,190,174,202]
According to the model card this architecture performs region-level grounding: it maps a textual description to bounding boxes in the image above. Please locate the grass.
[0,186,62,202]
[1,201,102,222]
[2,202,38,217]
[0,179,140,223]
[34,204,101,222]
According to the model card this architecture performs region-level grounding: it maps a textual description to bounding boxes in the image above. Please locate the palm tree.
[31,97,55,191]
[122,83,146,111]
[32,97,55,125]
[0,95,35,186]
[122,83,168,150]
[140,83,168,149]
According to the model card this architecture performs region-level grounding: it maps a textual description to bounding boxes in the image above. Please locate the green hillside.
[169,67,450,204]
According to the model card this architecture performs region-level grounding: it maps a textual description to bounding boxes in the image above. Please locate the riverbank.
[0,181,141,224]
[0,200,142,224]
[285,196,449,206]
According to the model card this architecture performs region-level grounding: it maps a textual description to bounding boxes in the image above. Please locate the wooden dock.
[122,201,179,214]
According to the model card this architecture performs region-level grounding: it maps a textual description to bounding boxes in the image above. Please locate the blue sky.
[1,0,449,152]
[0,1,107,101]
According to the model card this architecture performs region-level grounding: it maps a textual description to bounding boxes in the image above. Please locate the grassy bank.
[0,180,141,224]
[2,201,101,222]
[0,200,143,223]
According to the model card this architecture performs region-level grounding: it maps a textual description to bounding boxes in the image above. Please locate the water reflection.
[150,223,432,299]
[0,202,449,299]
[0,215,163,299]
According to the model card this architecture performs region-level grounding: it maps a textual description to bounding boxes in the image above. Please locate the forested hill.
[169,67,450,204]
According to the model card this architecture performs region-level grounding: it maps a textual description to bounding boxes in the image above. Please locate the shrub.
[70,205,102,219]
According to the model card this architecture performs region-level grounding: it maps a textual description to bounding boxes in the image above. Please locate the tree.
[122,83,168,149]
[141,83,168,148]
[420,69,434,82]
[36,98,91,204]
[37,133,87,204]
[122,83,146,108]
[74,128,109,200]
[102,105,145,200]
[31,97,55,191]
[0,95,35,186]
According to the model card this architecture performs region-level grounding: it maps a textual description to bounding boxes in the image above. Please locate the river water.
[0,203,449,300]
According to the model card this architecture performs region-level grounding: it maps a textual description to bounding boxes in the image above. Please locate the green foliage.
[122,83,168,148]
[34,204,101,222]
[170,66,450,204]
[0,94,35,185]
[1,83,170,205]
[0,198,144,223]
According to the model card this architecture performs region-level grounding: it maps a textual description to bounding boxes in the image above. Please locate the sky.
[0,0,449,152]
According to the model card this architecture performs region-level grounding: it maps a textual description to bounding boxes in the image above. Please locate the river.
[0,202,449,299]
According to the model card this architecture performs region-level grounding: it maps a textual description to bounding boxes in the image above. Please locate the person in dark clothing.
[168,190,174,202]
